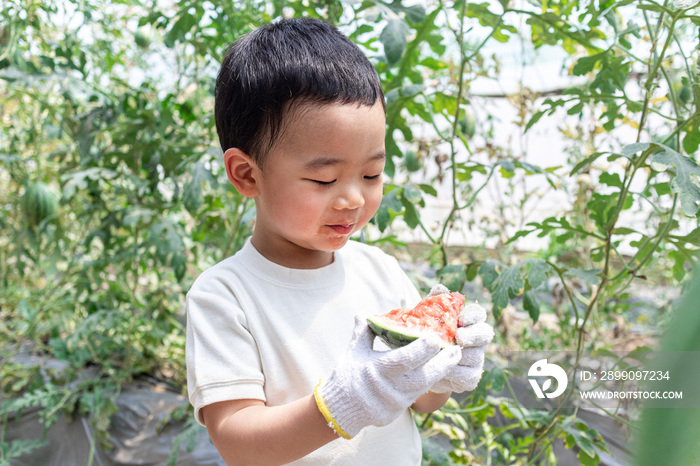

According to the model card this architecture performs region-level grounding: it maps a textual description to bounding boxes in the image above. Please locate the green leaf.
[487,365,507,392]
[420,56,447,70]
[599,172,622,188]
[418,183,438,197]
[466,2,500,27]
[567,101,584,115]
[498,160,516,178]
[61,167,117,199]
[562,420,599,458]
[506,227,536,244]
[472,365,506,404]
[523,291,540,322]
[380,19,409,66]
[578,449,601,466]
[386,84,425,104]
[466,261,483,282]
[464,2,515,42]
[376,188,402,231]
[638,3,671,13]
[591,54,630,94]
[555,231,574,243]
[421,437,450,465]
[526,259,549,288]
[149,219,186,280]
[402,184,423,204]
[613,226,638,236]
[516,216,598,244]
[669,249,687,281]
[479,259,551,319]
[653,181,672,196]
[682,124,700,154]
[399,83,425,99]
[650,147,700,216]
[437,264,467,292]
[672,226,700,246]
[402,201,420,228]
[524,109,545,132]
[622,142,652,157]
[572,52,603,76]
[385,87,400,105]
[587,192,621,231]
[384,135,402,177]
[515,160,544,174]
[432,91,458,116]
[479,260,500,291]
[565,268,601,286]
[3,438,50,461]
[456,162,487,182]
[123,207,154,228]
[395,4,427,23]
[183,161,217,215]
[164,11,198,48]
[481,262,524,318]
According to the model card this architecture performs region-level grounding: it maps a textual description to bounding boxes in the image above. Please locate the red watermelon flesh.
[367,291,465,348]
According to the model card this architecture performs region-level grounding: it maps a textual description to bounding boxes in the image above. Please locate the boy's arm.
[202,397,338,466]
[203,394,452,466]
[411,391,451,413]
[202,317,460,465]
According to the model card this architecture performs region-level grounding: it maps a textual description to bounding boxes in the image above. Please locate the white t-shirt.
[186,239,423,465]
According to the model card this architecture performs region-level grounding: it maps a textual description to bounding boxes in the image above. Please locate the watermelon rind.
[367,315,445,349]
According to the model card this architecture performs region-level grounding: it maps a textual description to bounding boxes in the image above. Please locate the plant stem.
[622,193,678,278]
[546,260,580,323]
[503,376,530,427]
[526,414,561,462]
[457,164,498,211]
[436,5,506,267]
[436,0,469,268]
[527,427,565,465]
[639,5,677,143]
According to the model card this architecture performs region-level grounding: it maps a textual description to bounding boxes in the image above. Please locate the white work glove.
[428,285,495,394]
[314,315,461,439]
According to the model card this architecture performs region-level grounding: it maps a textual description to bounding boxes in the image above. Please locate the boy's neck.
[250,236,335,270]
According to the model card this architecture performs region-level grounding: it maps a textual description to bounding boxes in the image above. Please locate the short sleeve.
[381,250,422,308]
[397,263,421,307]
[185,285,265,426]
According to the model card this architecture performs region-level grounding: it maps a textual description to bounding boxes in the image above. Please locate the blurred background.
[2,0,700,464]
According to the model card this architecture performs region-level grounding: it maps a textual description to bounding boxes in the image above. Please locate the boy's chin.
[319,234,353,251]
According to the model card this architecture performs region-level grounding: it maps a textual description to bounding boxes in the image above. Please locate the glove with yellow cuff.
[314,315,461,439]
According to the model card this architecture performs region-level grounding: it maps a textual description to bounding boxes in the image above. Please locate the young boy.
[186,17,494,465]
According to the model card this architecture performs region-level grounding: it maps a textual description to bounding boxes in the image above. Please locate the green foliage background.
[2,0,700,464]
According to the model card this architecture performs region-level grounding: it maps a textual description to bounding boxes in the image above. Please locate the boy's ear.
[224,148,260,198]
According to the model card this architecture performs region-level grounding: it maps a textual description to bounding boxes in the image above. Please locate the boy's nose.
[333,184,365,210]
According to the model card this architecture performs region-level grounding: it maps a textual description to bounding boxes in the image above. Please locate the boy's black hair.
[215,17,385,167]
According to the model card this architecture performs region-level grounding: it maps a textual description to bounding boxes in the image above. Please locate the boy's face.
[250,101,386,269]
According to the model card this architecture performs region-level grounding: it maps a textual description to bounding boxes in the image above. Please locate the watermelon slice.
[367,291,465,349]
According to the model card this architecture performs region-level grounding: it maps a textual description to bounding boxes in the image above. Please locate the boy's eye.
[364,174,381,181]
[310,179,336,186]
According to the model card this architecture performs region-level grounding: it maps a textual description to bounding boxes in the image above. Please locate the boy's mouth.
[327,223,355,235]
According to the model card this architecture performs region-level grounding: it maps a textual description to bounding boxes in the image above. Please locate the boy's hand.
[428,287,495,394]
[314,316,460,439]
